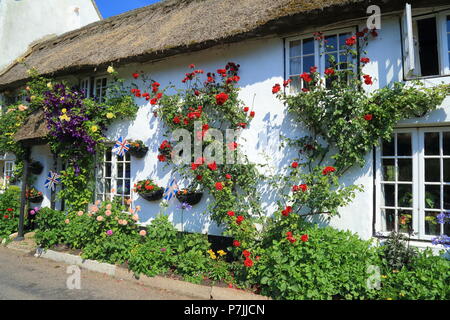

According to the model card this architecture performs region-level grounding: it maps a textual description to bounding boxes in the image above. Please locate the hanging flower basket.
[176,190,203,206]
[129,140,149,158]
[134,179,164,201]
[29,161,43,175]
[26,187,44,203]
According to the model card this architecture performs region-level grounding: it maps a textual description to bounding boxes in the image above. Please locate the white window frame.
[79,77,91,98]
[96,145,131,204]
[402,5,450,79]
[93,76,108,103]
[0,160,14,190]
[377,127,450,241]
[285,27,357,93]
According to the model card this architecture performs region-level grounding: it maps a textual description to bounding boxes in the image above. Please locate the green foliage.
[248,224,379,300]
[34,207,67,247]
[379,232,417,271]
[0,186,21,238]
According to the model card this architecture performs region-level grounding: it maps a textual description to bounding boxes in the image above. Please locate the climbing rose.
[322,166,336,175]
[360,57,370,64]
[189,64,195,69]
[196,175,203,181]
[233,240,241,247]
[345,36,357,46]
[291,161,299,168]
[215,182,223,191]
[173,116,181,124]
[363,74,373,85]
[281,206,292,217]
[157,154,167,162]
[283,79,292,87]
[132,73,139,79]
[207,162,217,171]
[325,68,335,76]
[300,72,312,83]
[243,106,249,112]
[301,234,309,242]
[272,84,281,94]
[227,211,235,217]
[244,258,253,267]
[139,230,147,236]
[215,92,229,105]
[106,230,113,236]
[236,215,244,225]
[250,111,255,118]
[225,174,232,179]
[364,114,373,121]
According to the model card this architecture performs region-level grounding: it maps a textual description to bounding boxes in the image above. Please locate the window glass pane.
[425,211,440,236]
[444,159,450,182]
[382,184,395,207]
[290,40,301,57]
[382,159,395,181]
[425,185,440,209]
[117,163,123,178]
[105,179,111,193]
[397,133,411,156]
[126,152,131,162]
[325,53,337,69]
[303,55,315,74]
[96,179,104,194]
[382,139,395,156]
[425,158,440,182]
[339,33,350,50]
[106,150,112,161]
[125,180,131,195]
[424,132,440,155]
[105,163,112,178]
[398,159,412,181]
[290,57,301,75]
[398,210,412,233]
[443,132,450,155]
[302,38,314,55]
[289,76,301,93]
[444,185,450,210]
[398,184,412,207]
[339,54,348,70]
[382,209,395,232]
[125,163,131,178]
[117,179,123,194]
[325,35,337,51]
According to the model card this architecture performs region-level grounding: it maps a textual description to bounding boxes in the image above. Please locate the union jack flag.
[112,137,130,157]
[44,171,61,191]
[163,179,179,201]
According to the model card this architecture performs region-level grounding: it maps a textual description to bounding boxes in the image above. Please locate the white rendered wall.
[0,0,101,70]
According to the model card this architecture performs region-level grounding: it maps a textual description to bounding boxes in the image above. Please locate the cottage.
[0,0,449,250]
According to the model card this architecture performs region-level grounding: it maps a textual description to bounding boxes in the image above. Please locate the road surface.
[0,246,195,300]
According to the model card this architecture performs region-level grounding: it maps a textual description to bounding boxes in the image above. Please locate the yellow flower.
[61,108,67,113]
[381,275,387,279]
[207,249,217,259]
[107,66,115,74]
[91,125,98,133]
[386,298,393,300]
[106,112,114,119]
[217,250,226,256]
[59,114,71,122]
[47,82,53,89]
[399,292,405,297]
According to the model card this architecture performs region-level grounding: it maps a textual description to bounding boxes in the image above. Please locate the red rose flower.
[249,111,255,118]
[207,162,217,171]
[132,73,139,79]
[301,234,309,242]
[364,114,373,121]
[363,74,373,85]
[300,72,312,83]
[291,161,299,168]
[325,68,335,76]
[4,215,9,219]
[345,36,357,46]
[310,66,318,73]
[236,215,244,225]
[360,57,370,64]
[243,107,249,112]
[189,64,195,69]
[157,154,166,162]
[196,175,203,181]
[6,208,13,212]
[282,206,292,217]
[272,84,281,94]
[242,250,251,258]
[322,166,336,175]
[283,79,292,87]
[215,92,229,105]
[194,90,200,96]
[215,182,223,191]
[299,184,308,192]
[233,240,241,247]
[173,116,181,124]
[227,211,235,217]
[244,258,253,268]
[225,174,232,180]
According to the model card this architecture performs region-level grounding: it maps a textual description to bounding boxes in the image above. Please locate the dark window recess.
[417,18,440,76]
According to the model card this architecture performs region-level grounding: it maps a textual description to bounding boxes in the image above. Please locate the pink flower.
[105,210,112,216]
[77,211,84,216]
[65,219,70,224]
[96,216,104,222]
[132,214,139,221]
[139,230,147,236]
[106,230,113,236]
[106,204,112,210]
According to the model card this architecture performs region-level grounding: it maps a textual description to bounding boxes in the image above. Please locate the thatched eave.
[13,110,49,145]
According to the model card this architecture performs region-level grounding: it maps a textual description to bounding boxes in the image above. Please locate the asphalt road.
[0,247,195,300]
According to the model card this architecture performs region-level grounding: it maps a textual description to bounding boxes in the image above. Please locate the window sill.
[374,233,448,256]
[404,73,450,81]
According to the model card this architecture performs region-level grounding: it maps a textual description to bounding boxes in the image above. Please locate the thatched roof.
[0,0,368,89]
[14,110,49,144]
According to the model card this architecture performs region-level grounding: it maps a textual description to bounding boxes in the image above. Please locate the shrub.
[0,186,21,239]
[34,207,66,247]
[379,231,417,271]
[249,225,379,300]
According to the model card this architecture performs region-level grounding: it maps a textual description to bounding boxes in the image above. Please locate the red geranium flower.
[243,250,251,258]
[364,114,373,121]
[215,182,223,191]
[272,84,281,94]
[233,240,241,247]
[215,92,229,105]
[236,215,244,225]
[227,211,235,217]
[322,166,336,175]
[301,234,309,242]
[207,162,217,171]
[244,258,253,268]
[173,116,181,124]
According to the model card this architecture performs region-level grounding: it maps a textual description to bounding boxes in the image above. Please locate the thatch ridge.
[13,110,49,143]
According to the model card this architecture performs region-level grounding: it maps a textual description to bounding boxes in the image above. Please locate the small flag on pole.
[112,137,130,157]
[163,179,179,201]
[44,171,61,191]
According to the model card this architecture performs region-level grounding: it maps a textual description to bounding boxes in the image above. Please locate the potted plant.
[128,140,148,158]
[26,187,43,203]
[134,179,164,201]
[29,161,43,175]
[157,140,173,162]
[176,185,203,206]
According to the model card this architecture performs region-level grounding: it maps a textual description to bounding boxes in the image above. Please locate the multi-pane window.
[286,29,355,93]
[93,77,108,103]
[447,16,450,66]
[96,147,131,204]
[79,77,90,98]
[1,161,14,189]
[288,37,317,92]
[379,128,450,240]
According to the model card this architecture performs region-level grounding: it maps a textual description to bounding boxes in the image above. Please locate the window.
[96,146,131,204]
[379,128,450,240]
[286,29,354,92]
[93,76,108,103]
[0,161,14,190]
[79,77,90,98]
[402,3,450,78]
